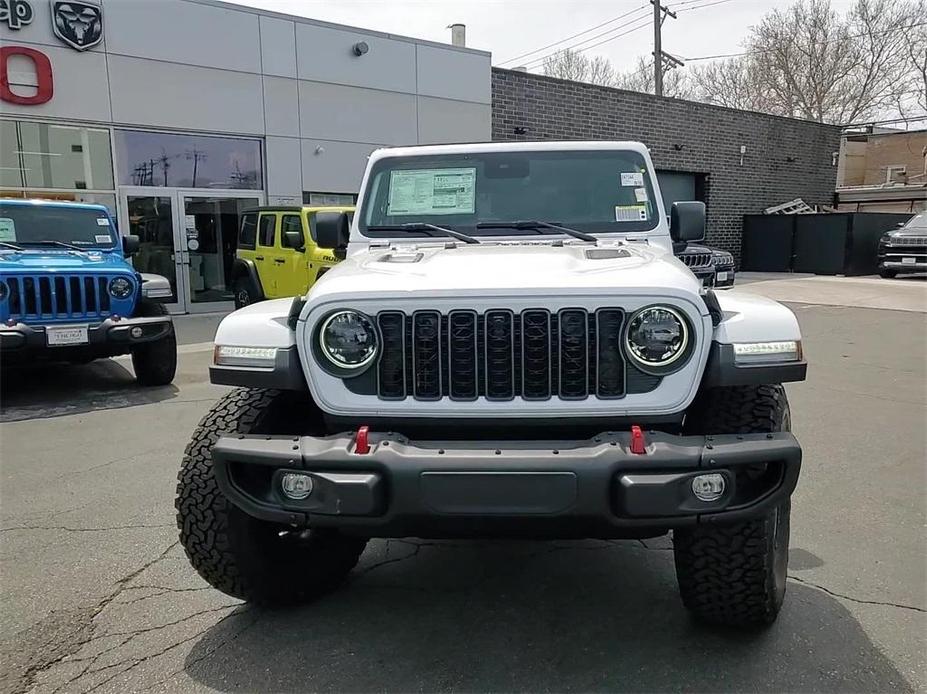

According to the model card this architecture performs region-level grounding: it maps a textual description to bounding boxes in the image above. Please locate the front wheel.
[233,276,257,309]
[176,388,367,604]
[674,384,792,627]
[879,268,897,279]
[131,300,177,386]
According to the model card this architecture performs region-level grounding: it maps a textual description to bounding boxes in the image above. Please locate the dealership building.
[1,0,842,314]
[0,0,491,312]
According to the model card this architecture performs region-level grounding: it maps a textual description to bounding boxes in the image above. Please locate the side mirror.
[670,201,705,243]
[122,234,140,256]
[314,211,350,251]
[284,230,305,251]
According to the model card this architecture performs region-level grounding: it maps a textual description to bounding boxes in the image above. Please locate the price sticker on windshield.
[388,168,476,216]
[620,172,644,187]
[0,218,15,242]
[615,205,648,222]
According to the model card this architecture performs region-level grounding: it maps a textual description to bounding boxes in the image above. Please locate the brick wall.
[491,68,842,259]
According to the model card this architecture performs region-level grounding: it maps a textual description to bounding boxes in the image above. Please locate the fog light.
[691,473,725,502]
[281,472,313,500]
[130,326,143,338]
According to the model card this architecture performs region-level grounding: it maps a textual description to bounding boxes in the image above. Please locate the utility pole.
[650,0,678,97]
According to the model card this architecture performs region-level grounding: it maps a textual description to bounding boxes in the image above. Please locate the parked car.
[0,199,176,385]
[178,141,807,628]
[877,212,926,278]
[676,242,736,287]
[231,205,354,308]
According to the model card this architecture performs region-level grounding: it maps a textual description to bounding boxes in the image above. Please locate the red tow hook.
[354,425,371,454]
[629,425,647,454]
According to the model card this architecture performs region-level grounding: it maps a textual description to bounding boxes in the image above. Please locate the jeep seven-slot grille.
[680,253,712,269]
[4,274,112,321]
[376,309,626,401]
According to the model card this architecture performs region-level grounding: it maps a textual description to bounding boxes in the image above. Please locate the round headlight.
[319,310,378,370]
[108,277,134,299]
[625,306,689,368]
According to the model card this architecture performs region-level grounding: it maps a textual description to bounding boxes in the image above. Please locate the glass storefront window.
[115,130,262,190]
[0,120,114,191]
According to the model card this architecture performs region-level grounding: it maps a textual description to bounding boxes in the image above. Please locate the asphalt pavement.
[1,277,925,693]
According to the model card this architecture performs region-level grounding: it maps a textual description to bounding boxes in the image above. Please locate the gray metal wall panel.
[294,22,416,93]
[263,77,300,137]
[104,0,261,74]
[108,56,265,134]
[417,97,490,144]
[415,45,491,104]
[265,135,303,199]
[297,81,416,145]
[259,15,297,78]
[301,139,377,193]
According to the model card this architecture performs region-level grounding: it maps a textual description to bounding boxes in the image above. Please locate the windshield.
[903,212,926,229]
[359,150,660,238]
[0,204,116,249]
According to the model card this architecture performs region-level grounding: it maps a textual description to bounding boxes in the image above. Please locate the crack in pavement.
[139,610,264,692]
[0,523,175,534]
[78,607,250,694]
[115,586,212,606]
[788,575,927,614]
[9,540,180,694]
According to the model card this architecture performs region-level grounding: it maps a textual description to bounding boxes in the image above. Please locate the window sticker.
[620,172,644,187]
[615,205,648,222]
[388,168,476,216]
[0,218,15,242]
[634,187,649,203]
[96,217,110,226]
[94,234,112,244]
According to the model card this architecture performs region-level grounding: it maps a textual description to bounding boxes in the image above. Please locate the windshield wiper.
[367,223,480,245]
[476,220,597,243]
[0,241,23,251]
[19,240,83,251]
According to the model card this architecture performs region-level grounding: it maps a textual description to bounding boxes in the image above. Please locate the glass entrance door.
[119,188,261,313]
[180,194,260,312]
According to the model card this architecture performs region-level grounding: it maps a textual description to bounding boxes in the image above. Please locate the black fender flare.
[232,259,265,301]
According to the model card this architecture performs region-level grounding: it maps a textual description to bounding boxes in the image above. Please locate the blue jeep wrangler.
[0,199,177,386]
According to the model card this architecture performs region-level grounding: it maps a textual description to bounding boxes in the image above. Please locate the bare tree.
[895,14,927,116]
[543,49,616,87]
[693,0,924,123]
[614,56,695,99]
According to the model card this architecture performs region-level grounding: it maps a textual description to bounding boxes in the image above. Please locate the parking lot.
[1,274,925,694]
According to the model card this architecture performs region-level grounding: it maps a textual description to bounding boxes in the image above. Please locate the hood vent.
[585,248,631,260]
[378,252,424,264]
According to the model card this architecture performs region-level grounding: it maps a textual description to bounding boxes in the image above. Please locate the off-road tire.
[879,268,897,279]
[131,300,177,386]
[176,388,367,604]
[233,276,257,309]
[674,385,792,627]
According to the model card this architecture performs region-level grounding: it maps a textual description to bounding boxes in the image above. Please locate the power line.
[519,17,653,70]
[676,0,736,13]
[683,20,927,62]
[514,0,738,75]
[497,4,649,66]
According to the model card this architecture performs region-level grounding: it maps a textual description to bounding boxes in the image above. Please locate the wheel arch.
[232,258,265,301]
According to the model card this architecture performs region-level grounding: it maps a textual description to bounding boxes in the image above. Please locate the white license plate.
[46,325,89,346]
[716,271,728,281]
[902,257,916,264]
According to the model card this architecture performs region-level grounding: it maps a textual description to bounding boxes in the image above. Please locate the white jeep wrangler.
[177,142,806,627]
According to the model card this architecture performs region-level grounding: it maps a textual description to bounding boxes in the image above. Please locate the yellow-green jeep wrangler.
[232,206,353,308]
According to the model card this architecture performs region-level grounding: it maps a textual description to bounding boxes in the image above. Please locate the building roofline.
[187,0,491,57]
[491,67,843,132]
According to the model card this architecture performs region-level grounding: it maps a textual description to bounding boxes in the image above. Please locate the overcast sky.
[225,0,858,75]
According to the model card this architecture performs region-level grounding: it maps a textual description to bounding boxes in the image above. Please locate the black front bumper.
[0,315,173,360]
[212,430,801,538]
